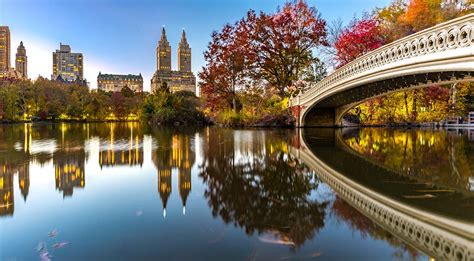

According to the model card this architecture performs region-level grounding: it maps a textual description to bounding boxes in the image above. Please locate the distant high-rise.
[0,26,10,73]
[15,41,27,79]
[157,27,171,71]
[178,30,191,72]
[52,43,83,82]
[151,28,196,94]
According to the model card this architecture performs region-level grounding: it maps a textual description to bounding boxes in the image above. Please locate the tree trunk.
[411,90,418,122]
[404,92,409,120]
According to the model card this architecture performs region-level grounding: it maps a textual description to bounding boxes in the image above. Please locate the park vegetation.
[0,78,204,125]
[2,0,472,126]
[200,0,473,126]
[199,0,328,126]
[334,0,474,125]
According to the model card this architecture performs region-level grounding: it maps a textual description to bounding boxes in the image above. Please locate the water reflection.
[151,129,195,215]
[98,123,143,167]
[200,128,329,249]
[342,128,474,192]
[1,123,472,259]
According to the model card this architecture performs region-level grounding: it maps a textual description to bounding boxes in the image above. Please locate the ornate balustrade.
[291,14,474,107]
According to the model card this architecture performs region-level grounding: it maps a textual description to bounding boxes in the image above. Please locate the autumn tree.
[200,22,248,113]
[244,1,327,95]
[334,17,385,67]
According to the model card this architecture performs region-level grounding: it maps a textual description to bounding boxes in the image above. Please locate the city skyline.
[0,0,392,91]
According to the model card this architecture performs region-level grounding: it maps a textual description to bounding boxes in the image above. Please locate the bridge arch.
[290,14,474,127]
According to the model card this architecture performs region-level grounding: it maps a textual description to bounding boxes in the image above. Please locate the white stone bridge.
[290,14,474,127]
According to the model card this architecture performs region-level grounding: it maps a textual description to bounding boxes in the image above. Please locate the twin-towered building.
[2,25,196,94]
[151,28,196,94]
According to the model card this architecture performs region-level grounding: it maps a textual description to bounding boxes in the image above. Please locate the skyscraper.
[178,30,191,72]
[151,28,196,94]
[52,43,84,82]
[0,26,10,73]
[15,41,27,79]
[157,27,171,71]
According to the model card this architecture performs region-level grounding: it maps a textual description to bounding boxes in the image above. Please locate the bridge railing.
[291,13,474,106]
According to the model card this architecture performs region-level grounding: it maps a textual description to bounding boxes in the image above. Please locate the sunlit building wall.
[0,26,10,73]
[15,41,27,79]
[97,73,143,93]
[151,28,196,94]
[52,43,83,82]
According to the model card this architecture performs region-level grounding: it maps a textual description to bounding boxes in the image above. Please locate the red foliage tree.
[199,0,328,113]
[199,22,248,113]
[245,1,327,95]
[334,17,385,68]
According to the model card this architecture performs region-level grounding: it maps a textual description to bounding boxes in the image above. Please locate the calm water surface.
[0,123,472,260]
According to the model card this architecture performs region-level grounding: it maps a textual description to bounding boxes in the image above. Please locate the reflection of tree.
[199,128,328,249]
[332,196,420,260]
[343,128,473,192]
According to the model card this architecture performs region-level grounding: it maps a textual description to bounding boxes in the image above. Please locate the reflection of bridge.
[290,14,474,127]
[289,130,473,260]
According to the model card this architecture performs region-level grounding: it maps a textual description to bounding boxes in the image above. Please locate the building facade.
[0,26,10,74]
[52,43,83,82]
[97,73,143,93]
[15,41,27,79]
[151,28,196,94]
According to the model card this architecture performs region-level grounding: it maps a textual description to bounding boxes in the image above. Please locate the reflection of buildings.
[54,150,86,197]
[158,168,171,216]
[0,164,14,216]
[53,123,88,197]
[99,123,144,168]
[0,162,30,216]
[153,134,195,216]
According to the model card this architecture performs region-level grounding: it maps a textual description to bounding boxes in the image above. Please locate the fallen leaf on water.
[309,252,323,258]
[39,251,52,261]
[402,194,435,199]
[36,242,46,252]
[52,242,70,249]
[48,229,58,238]
[258,235,295,246]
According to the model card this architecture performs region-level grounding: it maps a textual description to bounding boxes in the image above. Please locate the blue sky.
[0,0,391,90]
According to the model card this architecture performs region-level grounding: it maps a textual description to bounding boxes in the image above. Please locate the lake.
[0,123,472,260]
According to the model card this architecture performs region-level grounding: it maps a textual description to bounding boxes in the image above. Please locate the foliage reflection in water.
[3,123,464,260]
[342,128,474,192]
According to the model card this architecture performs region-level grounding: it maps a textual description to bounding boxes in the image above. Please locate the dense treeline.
[0,78,204,125]
[200,0,474,126]
[333,0,474,124]
[199,0,328,126]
